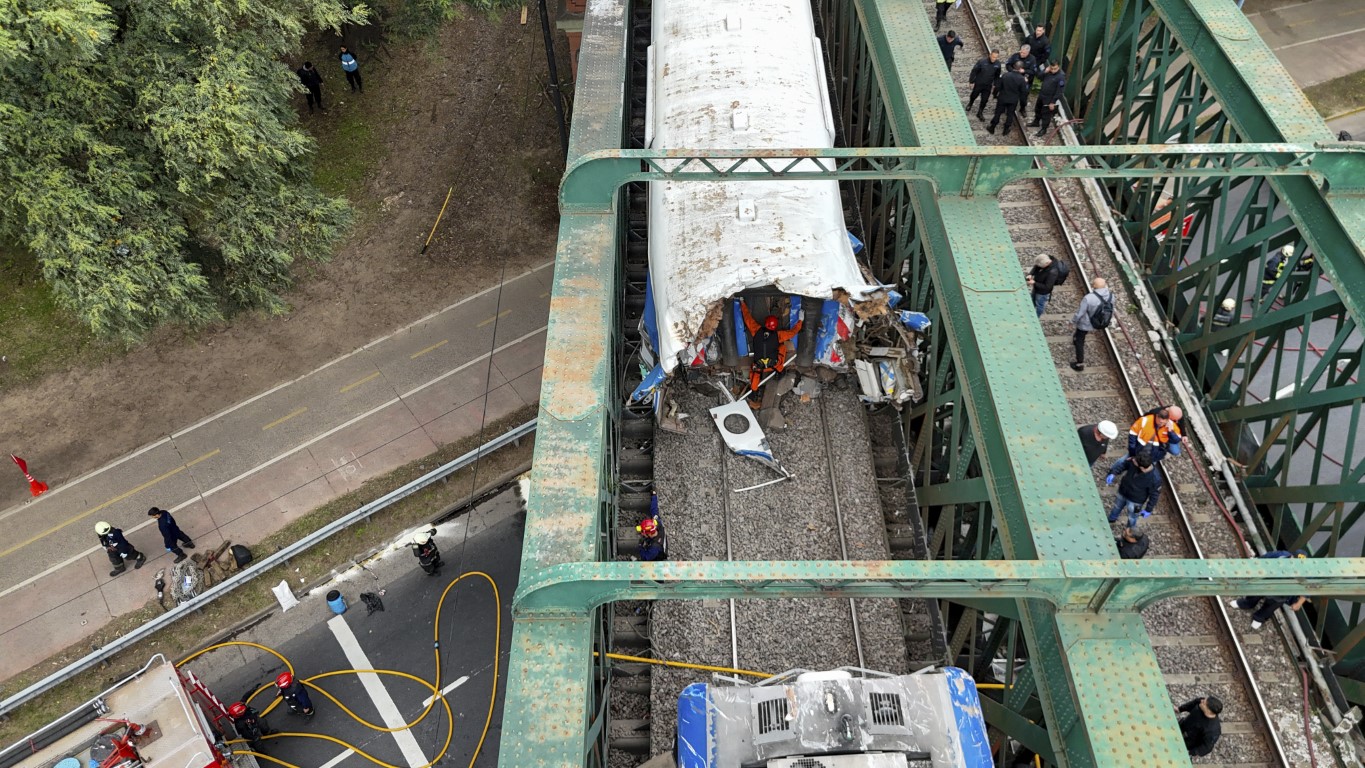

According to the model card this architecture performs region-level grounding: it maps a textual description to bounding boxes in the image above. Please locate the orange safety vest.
[1129,414,1181,447]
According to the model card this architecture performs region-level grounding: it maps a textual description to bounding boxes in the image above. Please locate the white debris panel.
[646,0,880,372]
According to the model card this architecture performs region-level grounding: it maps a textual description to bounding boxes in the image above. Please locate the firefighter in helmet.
[275,671,315,716]
[739,299,802,396]
[636,492,667,561]
[228,702,273,753]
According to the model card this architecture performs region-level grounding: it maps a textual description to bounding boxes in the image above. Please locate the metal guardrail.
[0,419,537,718]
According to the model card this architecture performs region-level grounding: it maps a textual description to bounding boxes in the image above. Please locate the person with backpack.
[1069,276,1113,371]
[339,46,363,92]
[1026,253,1067,316]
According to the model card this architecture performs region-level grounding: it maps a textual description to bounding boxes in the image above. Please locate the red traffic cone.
[11,455,49,497]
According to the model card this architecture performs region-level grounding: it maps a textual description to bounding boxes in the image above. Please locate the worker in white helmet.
[96,521,145,578]
[1261,244,1294,297]
[1077,420,1120,467]
[1211,298,1237,328]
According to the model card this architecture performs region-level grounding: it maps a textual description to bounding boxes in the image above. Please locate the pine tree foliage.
[0,0,368,340]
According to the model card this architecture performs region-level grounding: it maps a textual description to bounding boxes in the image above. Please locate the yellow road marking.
[476,309,512,328]
[262,407,308,431]
[410,339,450,359]
[0,449,221,559]
[340,372,382,394]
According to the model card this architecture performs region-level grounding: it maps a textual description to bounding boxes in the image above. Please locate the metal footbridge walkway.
[500,0,1365,765]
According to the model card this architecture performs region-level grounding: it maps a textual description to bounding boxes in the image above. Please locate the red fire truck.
[0,656,255,768]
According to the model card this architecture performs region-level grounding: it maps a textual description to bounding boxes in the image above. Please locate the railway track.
[929,0,1294,763]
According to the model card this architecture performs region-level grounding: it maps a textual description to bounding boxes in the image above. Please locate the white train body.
[645,0,879,373]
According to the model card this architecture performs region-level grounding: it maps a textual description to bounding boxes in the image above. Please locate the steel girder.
[558,144,1356,212]
[501,0,1365,766]
[1037,0,1365,677]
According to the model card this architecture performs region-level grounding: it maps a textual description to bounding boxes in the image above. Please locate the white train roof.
[646,0,880,371]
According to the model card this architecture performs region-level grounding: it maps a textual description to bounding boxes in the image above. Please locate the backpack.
[1089,292,1114,329]
[1053,258,1071,285]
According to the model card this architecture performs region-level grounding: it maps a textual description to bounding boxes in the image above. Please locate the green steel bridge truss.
[499,0,1365,765]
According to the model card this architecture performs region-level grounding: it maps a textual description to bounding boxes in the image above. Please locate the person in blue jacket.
[148,507,195,563]
[339,46,363,93]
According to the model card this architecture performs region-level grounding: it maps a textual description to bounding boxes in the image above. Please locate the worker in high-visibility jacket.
[1107,405,1183,480]
[739,300,802,396]
[1260,245,1295,297]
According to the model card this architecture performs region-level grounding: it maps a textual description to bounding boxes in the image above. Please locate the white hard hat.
[95,521,112,535]
[1097,421,1119,440]
[1281,244,1295,257]
[411,530,433,546]
[1220,298,1236,311]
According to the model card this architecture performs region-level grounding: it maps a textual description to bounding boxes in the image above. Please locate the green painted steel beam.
[512,557,1365,615]
[855,0,1181,763]
[1247,483,1365,506]
[1216,380,1365,423]
[498,0,630,762]
[558,144,1354,211]
[1176,291,1345,353]
[916,476,990,506]
[1147,0,1365,350]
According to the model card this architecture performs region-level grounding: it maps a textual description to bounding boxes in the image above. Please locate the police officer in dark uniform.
[988,62,1030,135]
[967,50,1002,119]
[96,521,145,578]
[739,299,802,398]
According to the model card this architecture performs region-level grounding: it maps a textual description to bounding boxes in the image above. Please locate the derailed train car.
[630,0,928,414]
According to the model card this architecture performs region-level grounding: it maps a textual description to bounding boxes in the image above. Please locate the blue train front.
[677,667,992,767]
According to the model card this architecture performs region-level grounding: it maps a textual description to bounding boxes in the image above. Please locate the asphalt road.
[190,488,525,768]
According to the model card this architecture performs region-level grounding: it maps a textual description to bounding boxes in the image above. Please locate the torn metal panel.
[709,399,789,477]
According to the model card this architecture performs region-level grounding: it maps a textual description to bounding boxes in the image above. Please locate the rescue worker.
[148,507,195,563]
[1030,61,1066,137]
[1021,24,1051,74]
[1260,244,1294,297]
[1077,421,1119,467]
[1003,45,1038,90]
[228,702,273,753]
[636,493,667,561]
[1228,549,1310,629]
[1176,696,1223,757]
[96,521,145,578]
[275,671,315,716]
[739,300,802,397]
[1107,405,1182,478]
[937,30,964,69]
[1211,298,1237,328]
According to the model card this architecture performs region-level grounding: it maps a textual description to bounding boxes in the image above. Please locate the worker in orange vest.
[1107,405,1183,481]
[739,300,802,397]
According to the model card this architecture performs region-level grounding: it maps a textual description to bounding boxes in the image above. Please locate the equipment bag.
[1089,293,1114,330]
[231,544,254,569]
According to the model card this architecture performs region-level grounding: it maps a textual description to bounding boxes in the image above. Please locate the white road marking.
[0,328,549,600]
[1273,24,1365,51]
[327,615,430,768]
[318,747,357,768]
[0,260,554,525]
[420,675,469,708]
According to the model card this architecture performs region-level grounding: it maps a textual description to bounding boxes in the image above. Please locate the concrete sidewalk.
[0,262,553,683]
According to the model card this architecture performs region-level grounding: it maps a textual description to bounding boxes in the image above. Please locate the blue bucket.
[326,589,347,615]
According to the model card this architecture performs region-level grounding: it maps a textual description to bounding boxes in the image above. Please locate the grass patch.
[1301,70,1365,121]
[0,249,119,388]
[0,405,537,744]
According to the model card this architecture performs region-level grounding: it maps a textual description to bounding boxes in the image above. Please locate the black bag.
[1089,293,1114,330]
[231,544,254,568]
[1053,258,1071,285]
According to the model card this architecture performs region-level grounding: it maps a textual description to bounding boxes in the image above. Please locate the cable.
[176,571,501,768]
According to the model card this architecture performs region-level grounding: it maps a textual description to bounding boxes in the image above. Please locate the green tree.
[0,0,368,340]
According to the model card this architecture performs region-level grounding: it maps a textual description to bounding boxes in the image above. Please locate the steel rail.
[818,395,867,670]
[0,419,537,719]
[962,1,1289,763]
[718,426,740,672]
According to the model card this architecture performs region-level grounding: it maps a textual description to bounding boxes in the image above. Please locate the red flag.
[11,454,48,497]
